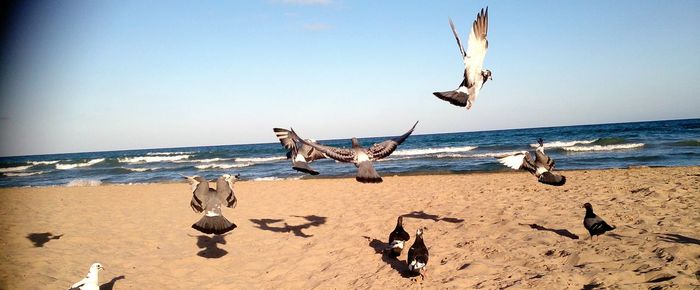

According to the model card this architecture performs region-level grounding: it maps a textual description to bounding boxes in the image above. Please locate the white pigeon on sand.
[68,263,104,290]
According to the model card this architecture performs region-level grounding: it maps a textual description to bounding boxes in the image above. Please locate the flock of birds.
[67,7,616,288]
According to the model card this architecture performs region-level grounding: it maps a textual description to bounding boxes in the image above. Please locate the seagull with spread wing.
[291,121,418,183]
[497,138,567,186]
[433,7,491,110]
[186,174,239,235]
[273,128,327,175]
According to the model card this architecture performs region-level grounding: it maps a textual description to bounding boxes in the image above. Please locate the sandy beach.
[0,166,698,289]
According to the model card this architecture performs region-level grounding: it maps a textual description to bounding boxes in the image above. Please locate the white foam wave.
[530,139,596,148]
[55,158,105,170]
[469,151,527,158]
[195,163,253,170]
[393,146,478,156]
[28,161,60,165]
[66,179,102,187]
[146,151,193,156]
[0,165,32,173]
[235,156,286,163]
[3,171,45,177]
[562,143,645,152]
[118,155,190,163]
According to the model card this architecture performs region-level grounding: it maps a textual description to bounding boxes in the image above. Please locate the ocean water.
[0,119,698,187]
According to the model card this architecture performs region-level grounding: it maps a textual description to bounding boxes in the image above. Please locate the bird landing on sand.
[497,138,566,186]
[68,263,104,290]
[186,174,239,235]
[583,202,616,241]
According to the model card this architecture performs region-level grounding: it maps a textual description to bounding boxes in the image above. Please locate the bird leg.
[466,101,472,110]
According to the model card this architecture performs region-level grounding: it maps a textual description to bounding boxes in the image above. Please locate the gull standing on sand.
[407,228,429,279]
[497,138,567,186]
[291,121,418,183]
[386,216,410,258]
[433,7,491,110]
[273,128,327,175]
[582,203,616,240]
[186,174,239,235]
[68,263,104,290]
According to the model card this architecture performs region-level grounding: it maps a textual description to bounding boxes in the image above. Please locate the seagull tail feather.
[432,90,469,107]
[538,172,566,186]
[292,161,320,175]
[192,216,237,235]
[356,161,382,183]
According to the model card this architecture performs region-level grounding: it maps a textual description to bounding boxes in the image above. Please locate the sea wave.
[28,160,60,165]
[562,143,645,152]
[671,140,700,147]
[66,179,102,187]
[56,158,106,170]
[3,171,45,177]
[124,167,160,172]
[118,155,190,163]
[146,151,193,156]
[393,146,478,156]
[530,140,596,148]
[0,165,32,173]
[195,163,253,170]
[235,156,286,163]
[469,151,526,158]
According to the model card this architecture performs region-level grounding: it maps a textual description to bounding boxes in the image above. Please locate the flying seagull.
[386,216,410,258]
[273,128,327,175]
[583,203,616,240]
[186,174,239,235]
[68,263,104,290]
[407,228,429,279]
[291,121,418,183]
[497,138,566,186]
[433,7,491,110]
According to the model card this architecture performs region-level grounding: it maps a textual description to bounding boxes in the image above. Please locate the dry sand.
[0,166,699,289]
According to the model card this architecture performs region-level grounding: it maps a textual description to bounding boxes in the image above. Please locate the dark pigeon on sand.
[407,228,429,278]
[497,138,566,186]
[273,128,327,175]
[386,216,410,257]
[433,7,492,110]
[290,121,418,183]
[186,174,239,235]
[583,202,616,240]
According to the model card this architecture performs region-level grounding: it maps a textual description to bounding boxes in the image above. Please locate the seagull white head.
[482,69,493,82]
[223,173,240,185]
[90,263,104,272]
[351,138,361,149]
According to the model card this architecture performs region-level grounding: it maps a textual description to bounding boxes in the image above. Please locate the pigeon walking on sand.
[433,7,491,110]
[68,263,104,290]
[186,174,239,235]
[273,128,327,175]
[497,138,566,186]
[386,216,410,258]
[583,203,616,240]
[407,228,429,278]
[291,121,418,183]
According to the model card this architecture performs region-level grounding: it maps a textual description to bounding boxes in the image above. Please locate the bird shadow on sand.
[192,234,230,259]
[363,236,414,278]
[403,211,464,223]
[26,232,63,247]
[249,215,326,238]
[99,275,125,290]
[657,233,700,245]
[521,223,579,240]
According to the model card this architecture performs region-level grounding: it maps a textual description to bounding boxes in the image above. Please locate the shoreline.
[0,166,698,289]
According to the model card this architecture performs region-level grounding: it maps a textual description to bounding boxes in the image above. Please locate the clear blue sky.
[1,0,698,156]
